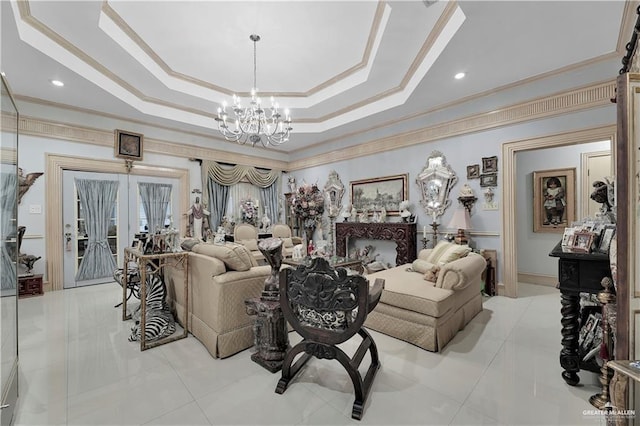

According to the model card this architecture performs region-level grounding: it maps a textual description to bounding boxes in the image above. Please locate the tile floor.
[13,282,607,425]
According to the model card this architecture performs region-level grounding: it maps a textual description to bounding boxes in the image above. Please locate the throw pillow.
[180,238,200,252]
[427,241,471,265]
[411,259,436,274]
[240,239,259,252]
[192,243,254,271]
[423,265,441,282]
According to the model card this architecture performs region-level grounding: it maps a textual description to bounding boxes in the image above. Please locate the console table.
[549,241,612,386]
[122,248,189,351]
[335,222,417,266]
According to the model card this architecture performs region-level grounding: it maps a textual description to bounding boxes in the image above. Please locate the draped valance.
[204,160,280,188]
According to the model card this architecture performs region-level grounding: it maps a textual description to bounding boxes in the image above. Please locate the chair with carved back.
[275,257,384,420]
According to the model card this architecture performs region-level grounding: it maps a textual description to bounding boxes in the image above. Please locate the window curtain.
[139,182,172,233]
[75,178,119,281]
[260,182,279,225]
[1,172,17,290]
[202,161,281,227]
[207,180,229,231]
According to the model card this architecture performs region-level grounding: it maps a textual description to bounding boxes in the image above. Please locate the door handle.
[65,223,73,251]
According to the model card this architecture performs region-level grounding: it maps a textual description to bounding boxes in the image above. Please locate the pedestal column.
[244,238,289,373]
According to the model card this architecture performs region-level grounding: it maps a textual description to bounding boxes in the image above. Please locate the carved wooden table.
[549,241,612,386]
[18,274,43,297]
[335,222,417,266]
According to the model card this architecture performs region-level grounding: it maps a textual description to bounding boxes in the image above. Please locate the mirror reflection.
[416,151,458,221]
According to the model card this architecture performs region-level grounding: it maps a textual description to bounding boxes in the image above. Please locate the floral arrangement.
[291,183,325,227]
[240,198,258,226]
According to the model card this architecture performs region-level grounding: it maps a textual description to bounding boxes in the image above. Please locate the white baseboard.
[517,273,557,287]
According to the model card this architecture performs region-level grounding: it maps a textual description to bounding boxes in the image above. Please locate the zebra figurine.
[129,271,176,342]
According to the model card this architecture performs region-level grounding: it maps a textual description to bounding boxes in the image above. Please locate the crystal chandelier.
[215,34,292,147]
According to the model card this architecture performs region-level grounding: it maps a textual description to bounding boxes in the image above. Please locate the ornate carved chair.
[275,257,384,420]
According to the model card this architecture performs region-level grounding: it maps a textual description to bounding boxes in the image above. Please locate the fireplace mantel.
[335,222,417,266]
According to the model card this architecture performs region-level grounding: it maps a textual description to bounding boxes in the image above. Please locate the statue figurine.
[350,205,358,222]
[459,183,474,197]
[186,196,210,240]
[261,212,271,232]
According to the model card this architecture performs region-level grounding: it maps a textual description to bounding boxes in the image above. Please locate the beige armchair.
[271,224,302,257]
[233,224,262,262]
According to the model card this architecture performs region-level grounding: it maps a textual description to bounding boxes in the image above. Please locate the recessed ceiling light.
[50,79,64,87]
[454,72,466,80]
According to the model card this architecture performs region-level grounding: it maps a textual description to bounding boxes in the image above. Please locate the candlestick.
[432,212,437,223]
[423,225,427,236]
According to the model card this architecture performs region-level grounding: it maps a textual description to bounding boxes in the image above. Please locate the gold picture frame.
[350,174,408,215]
[572,231,595,253]
[533,167,576,233]
[115,129,144,161]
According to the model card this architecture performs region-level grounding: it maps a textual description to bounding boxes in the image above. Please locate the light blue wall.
[516,140,611,279]
[286,105,615,284]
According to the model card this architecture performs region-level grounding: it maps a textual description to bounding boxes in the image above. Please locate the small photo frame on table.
[115,129,144,161]
[479,173,497,187]
[482,156,498,173]
[466,164,480,179]
[572,231,595,253]
[597,225,616,254]
[561,227,575,248]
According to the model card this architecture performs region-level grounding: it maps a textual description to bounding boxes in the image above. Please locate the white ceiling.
[0,1,632,155]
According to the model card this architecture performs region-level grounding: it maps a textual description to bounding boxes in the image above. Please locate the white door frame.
[500,124,615,298]
[46,154,189,291]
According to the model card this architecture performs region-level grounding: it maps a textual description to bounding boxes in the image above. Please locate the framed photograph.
[532,167,576,233]
[572,231,595,253]
[597,225,616,254]
[561,227,575,248]
[482,156,498,173]
[350,173,408,215]
[466,164,480,179]
[479,173,497,187]
[114,129,144,161]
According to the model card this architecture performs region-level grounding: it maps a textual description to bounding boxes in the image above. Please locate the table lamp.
[447,207,472,245]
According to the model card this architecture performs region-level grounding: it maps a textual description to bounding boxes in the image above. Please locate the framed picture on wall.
[350,174,408,215]
[479,173,497,187]
[114,129,144,161]
[532,167,576,233]
[466,164,480,179]
[482,156,498,173]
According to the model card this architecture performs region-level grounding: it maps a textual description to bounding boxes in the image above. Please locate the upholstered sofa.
[364,242,486,352]
[164,242,271,358]
[234,223,302,262]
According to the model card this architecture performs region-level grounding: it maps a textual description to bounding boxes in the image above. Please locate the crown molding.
[10,79,615,172]
[12,115,288,170]
[287,79,616,170]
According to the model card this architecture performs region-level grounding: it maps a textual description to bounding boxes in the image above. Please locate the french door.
[62,171,179,288]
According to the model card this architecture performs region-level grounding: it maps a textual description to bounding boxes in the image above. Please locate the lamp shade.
[447,208,472,230]
[447,208,472,245]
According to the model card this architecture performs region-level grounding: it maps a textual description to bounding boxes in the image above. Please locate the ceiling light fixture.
[50,79,64,87]
[215,34,292,147]
[454,72,466,80]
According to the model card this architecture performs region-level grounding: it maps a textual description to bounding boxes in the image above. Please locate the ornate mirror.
[416,151,458,221]
[324,170,345,218]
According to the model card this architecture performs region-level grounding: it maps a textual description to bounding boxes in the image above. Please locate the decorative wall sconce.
[458,196,477,213]
[457,183,477,214]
